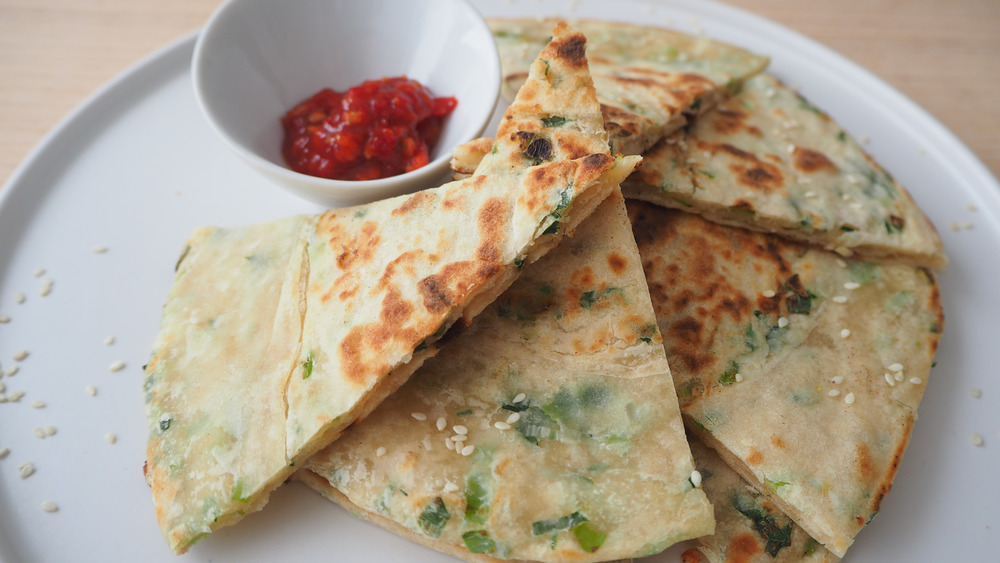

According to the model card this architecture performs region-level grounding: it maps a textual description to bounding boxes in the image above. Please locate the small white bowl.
[192,0,500,207]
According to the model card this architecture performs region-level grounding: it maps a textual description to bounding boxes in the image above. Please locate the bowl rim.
[190,0,501,198]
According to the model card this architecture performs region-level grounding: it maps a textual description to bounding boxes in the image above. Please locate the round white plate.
[1,1,997,561]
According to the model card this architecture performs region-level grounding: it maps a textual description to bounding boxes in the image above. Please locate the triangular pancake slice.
[628,201,943,557]
[623,74,946,268]
[143,39,638,554]
[298,24,712,562]
[685,438,838,563]
[449,18,769,175]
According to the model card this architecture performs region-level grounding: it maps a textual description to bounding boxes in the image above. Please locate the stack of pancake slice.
[143,20,945,563]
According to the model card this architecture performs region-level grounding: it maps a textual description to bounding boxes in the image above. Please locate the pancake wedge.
[449,18,768,174]
[299,25,711,562]
[142,27,638,551]
[686,438,838,563]
[623,74,946,268]
[627,201,943,557]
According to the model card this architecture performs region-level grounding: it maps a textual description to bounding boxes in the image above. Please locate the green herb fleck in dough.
[456,409,473,416]
[744,323,760,352]
[572,521,607,553]
[836,130,847,142]
[464,475,490,525]
[418,497,451,538]
[541,116,568,127]
[462,530,496,554]
[160,418,172,432]
[301,352,314,379]
[803,536,820,556]
[231,480,250,503]
[542,221,560,235]
[514,405,559,445]
[578,287,623,310]
[531,511,588,536]
[718,360,740,385]
[732,491,793,557]
[514,257,525,270]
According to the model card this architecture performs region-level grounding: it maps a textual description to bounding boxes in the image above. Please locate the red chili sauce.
[280,77,457,181]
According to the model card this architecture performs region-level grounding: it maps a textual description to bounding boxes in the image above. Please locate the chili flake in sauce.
[281,77,457,181]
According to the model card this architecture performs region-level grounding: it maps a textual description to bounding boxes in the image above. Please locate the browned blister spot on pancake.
[771,436,786,449]
[554,33,587,68]
[747,448,764,466]
[729,160,785,193]
[392,190,433,217]
[726,533,762,563]
[418,275,451,315]
[335,221,380,270]
[855,443,875,481]
[792,147,838,174]
[665,316,716,374]
[718,143,756,161]
[602,104,640,139]
[607,252,628,276]
[338,288,419,386]
[710,108,762,137]
[518,160,572,215]
[476,197,510,264]
[417,261,497,316]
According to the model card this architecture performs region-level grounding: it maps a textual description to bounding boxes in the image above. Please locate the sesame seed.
[834,246,852,257]
[884,373,896,387]
[966,203,978,212]
[494,421,511,430]
[844,392,856,405]
[422,435,433,451]
[786,144,795,154]
[44,426,56,436]
[804,191,816,198]
[0,314,9,323]
[443,482,459,493]
[4,365,17,377]
[844,282,860,290]
[18,462,34,479]
[840,329,851,339]
[971,433,984,447]
[105,433,117,444]
[888,363,904,372]
[894,372,904,382]
[109,360,126,372]
[375,446,386,457]
[104,336,115,346]
[13,350,28,362]
[949,222,961,232]
[512,392,526,404]
[15,292,26,304]
[453,425,468,435]
[435,417,447,431]
[41,501,58,513]
[0,394,7,403]
[33,428,46,439]
[762,289,776,298]
[971,388,982,399]
[460,445,475,456]
[92,245,108,254]
[832,295,847,303]
[444,438,454,450]
[828,389,841,397]
[690,470,702,488]
[836,259,847,268]
[860,135,870,144]
[34,268,46,277]
[910,377,922,385]
[0,447,9,459]
[734,373,744,383]
[8,390,24,402]
[506,412,521,424]
[0,382,4,393]
[961,221,974,230]
[777,317,788,328]
[410,412,427,421]
[31,400,45,409]
[86,385,97,396]
[39,283,53,297]
[451,434,467,443]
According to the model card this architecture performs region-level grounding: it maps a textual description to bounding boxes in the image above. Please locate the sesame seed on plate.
[910,377,923,385]
[443,482,459,493]
[31,400,45,409]
[762,289,776,298]
[494,421,511,430]
[41,501,59,513]
[512,392,526,404]
[966,203,978,212]
[777,317,788,328]
[840,329,851,339]
[453,425,468,435]
[828,389,841,397]
[39,279,53,297]
[435,417,447,431]
[92,245,108,254]
[451,434,467,443]
[0,394,7,403]
[972,388,982,399]
[506,412,521,424]
[13,350,28,362]
[0,447,9,459]
[0,314,10,323]
[690,470,702,488]
[949,222,961,232]
[7,390,24,402]
[960,221,973,230]
[894,372,904,382]
[843,282,860,290]
[33,428,46,439]
[104,336,115,346]
[4,365,17,377]
[109,360,125,372]
[888,363,904,372]
[86,385,97,396]
[830,376,844,384]
[832,296,848,304]
[884,373,895,387]
[444,438,454,450]
[844,392,856,405]
[375,446,386,457]
[15,292,26,304]
[734,373,744,383]
[410,412,427,421]
[0,382,5,393]
[460,445,475,456]
[44,426,56,436]
[18,462,34,479]
[105,433,116,444]
[971,433,984,447]
[33,268,46,277]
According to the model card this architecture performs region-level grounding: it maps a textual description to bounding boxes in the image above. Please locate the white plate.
[1,1,997,561]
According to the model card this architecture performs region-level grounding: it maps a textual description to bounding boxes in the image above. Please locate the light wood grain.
[2,0,998,192]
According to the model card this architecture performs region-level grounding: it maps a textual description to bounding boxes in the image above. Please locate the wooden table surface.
[2,0,998,194]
